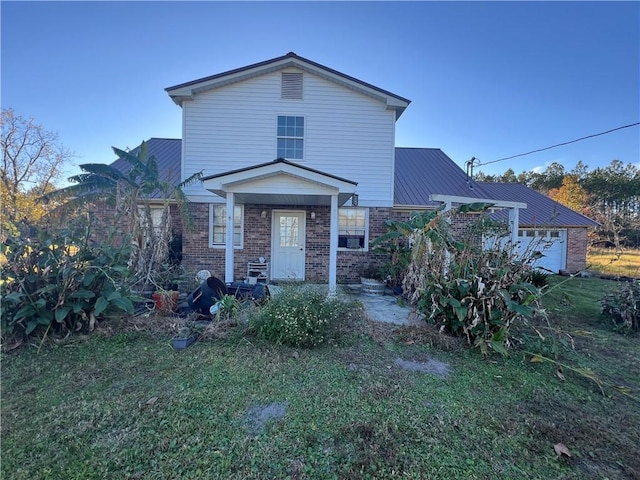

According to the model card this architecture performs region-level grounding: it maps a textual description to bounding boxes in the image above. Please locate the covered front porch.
[201,159,358,293]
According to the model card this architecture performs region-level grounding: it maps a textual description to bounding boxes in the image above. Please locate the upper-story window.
[277,116,304,160]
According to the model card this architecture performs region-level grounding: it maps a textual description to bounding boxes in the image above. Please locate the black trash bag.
[187,276,227,314]
[227,281,270,303]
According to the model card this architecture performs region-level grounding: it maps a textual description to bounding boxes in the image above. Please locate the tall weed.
[386,204,542,355]
[601,280,640,333]
[1,226,136,342]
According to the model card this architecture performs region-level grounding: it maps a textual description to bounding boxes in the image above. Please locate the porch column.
[509,207,520,246]
[442,201,453,276]
[328,194,338,296]
[225,193,235,283]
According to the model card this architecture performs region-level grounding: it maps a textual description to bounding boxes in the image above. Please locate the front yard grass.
[2,277,639,479]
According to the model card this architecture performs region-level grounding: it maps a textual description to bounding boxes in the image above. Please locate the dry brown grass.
[587,247,640,278]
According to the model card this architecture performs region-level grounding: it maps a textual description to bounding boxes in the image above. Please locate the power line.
[476,122,640,167]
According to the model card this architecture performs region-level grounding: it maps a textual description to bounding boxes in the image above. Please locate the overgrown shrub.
[251,286,345,347]
[601,281,639,333]
[1,226,136,341]
[526,269,551,288]
[386,204,542,355]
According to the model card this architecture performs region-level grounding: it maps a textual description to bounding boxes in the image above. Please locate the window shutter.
[281,73,303,99]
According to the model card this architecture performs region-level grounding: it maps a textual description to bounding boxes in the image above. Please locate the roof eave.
[165,52,411,113]
[430,194,527,209]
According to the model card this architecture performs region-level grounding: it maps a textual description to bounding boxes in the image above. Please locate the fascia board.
[430,194,527,209]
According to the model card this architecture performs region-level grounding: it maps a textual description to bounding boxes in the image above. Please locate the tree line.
[475,160,640,248]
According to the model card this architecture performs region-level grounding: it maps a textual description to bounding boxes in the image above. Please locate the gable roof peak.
[165,52,410,117]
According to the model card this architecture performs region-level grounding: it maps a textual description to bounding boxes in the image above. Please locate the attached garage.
[477,183,598,274]
[517,229,567,273]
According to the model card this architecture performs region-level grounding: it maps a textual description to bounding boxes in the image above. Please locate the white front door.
[271,211,306,280]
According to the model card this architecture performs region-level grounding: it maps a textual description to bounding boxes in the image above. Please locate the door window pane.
[279,216,299,247]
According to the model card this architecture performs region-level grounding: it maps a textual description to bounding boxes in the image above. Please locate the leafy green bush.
[414,246,540,355]
[601,280,639,333]
[251,286,344,347]
[386,204,541,355]
[1,227,136,340]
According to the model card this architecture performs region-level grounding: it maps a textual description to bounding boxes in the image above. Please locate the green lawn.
[2,278,639,479]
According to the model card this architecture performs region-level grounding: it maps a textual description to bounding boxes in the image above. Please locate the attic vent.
[281,73,303,99]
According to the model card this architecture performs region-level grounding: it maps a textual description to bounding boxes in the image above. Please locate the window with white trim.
[338,207,368,250]
[209,204,243,248]
[277,115,304,160]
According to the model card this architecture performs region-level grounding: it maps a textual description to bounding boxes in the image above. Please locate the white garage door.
[517,229,567,273]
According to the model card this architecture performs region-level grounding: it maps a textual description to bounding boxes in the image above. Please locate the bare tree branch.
[1,108,74,230]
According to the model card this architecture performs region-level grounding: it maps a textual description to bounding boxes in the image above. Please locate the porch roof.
[201,158,358,206]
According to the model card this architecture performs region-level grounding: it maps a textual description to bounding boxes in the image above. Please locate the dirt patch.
[243,402,288,435]
[330,421,403,475]
[394,357,450,379]
[395,323,465,351]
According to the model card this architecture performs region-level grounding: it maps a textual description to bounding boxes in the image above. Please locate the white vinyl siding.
[181,69,396,205]
[209,204,243,248]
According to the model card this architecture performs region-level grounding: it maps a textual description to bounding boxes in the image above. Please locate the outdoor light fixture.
[261,210,267,218]
[310,211,316,219]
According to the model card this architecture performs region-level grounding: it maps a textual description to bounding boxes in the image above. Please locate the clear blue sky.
[2,1,639,182]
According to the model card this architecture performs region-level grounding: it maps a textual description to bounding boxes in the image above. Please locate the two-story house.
[118,52,596,291]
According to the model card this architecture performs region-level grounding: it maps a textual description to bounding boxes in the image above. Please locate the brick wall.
[90,201,183,247]
[450,211,484,247]
[336,207,408,283]
[95,200,592,280]
[181,204,411,283]
[183,206,595,281]
[565,227,588,273]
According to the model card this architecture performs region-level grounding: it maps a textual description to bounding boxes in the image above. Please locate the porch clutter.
[360,265,386,295]
[247,260,269,284]
[186,275,270,315]
[171,326,196,350]
[187,276,227,314]
[152,290,179,314]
